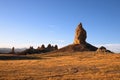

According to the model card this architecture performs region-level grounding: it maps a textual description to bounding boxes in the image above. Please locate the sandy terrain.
[0,52,120,80]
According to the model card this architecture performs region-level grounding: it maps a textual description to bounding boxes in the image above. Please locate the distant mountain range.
[0,48,26,53]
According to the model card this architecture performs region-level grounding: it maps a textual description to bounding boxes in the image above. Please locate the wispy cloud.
[56,40,65,43]
[95,44,120,53]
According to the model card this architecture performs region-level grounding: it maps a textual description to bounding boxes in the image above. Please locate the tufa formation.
[57,23,98,52]
[56,22,112,53]
[16,22,112,54]
[96,46,112,53]
[74,23,87,44]
[21,44,58,54]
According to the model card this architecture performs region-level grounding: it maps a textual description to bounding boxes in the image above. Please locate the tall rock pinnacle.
[73,23,87,44]
[57,22,98,52]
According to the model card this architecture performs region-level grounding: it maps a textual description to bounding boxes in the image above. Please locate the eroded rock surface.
[74,23,87,44]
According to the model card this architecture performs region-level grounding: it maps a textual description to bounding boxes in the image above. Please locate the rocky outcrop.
[21,44,58,54]
[55,45,58,50]
[96,46,106,52]
[9,47,15,54]
[57,22,98,52]
[58,43,97,52]
[74,23,87,44]
[12,47,15,53]
[40,44,45,50]
[46,44,58,51]
[96,46,112,53]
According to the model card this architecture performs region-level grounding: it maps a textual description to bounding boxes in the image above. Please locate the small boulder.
[96,46,107,52]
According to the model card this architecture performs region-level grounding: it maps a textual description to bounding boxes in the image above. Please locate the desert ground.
[0,52,120,80]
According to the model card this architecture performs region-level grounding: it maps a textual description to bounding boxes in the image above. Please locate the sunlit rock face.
[56,22,113,53]
[55,22,98,52]
[73,23,87,44]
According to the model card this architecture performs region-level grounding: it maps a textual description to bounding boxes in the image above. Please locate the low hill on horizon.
[0,48,26,53]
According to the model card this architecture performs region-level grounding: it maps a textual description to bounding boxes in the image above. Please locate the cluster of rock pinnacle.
[12,22,112,54]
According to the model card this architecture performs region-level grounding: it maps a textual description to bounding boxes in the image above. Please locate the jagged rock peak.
[73,22,87,44]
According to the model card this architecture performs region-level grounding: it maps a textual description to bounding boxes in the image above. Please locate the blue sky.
[0,0,120,52]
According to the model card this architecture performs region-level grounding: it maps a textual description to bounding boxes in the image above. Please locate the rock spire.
[73,23,87,44]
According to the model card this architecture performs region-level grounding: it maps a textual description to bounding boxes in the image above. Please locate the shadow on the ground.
[0,55,41,60]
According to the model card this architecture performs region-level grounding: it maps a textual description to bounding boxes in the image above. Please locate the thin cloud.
[56,40,65,43]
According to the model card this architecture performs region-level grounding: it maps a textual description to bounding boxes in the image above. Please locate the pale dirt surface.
[0,52,120,80]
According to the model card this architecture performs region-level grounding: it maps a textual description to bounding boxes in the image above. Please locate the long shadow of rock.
[0,55,41,60]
